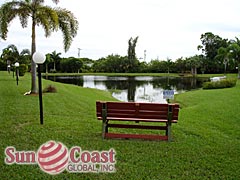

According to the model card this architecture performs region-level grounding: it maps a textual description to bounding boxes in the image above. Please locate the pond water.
[44,75,208,103]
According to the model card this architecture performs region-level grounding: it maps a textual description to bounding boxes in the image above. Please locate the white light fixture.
[33,52,46,64]
[32,51,46,125]
[14,62,20,67]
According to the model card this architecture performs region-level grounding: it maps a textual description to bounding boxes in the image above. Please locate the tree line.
[1,0,240,96]
[1,32,240,77]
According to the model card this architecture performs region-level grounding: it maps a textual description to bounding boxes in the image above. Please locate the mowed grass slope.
[0,71,239,179]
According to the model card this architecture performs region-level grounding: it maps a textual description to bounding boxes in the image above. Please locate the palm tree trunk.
[31,18,37,94]
[54,61,56,71]
[194,66,197,76]
[191,67,194,75]
[46,63,48,74]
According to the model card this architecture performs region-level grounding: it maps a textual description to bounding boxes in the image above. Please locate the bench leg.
[102,120,108,139]
[166,122,172,142]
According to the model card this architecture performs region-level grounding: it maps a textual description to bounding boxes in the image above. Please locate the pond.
[44,75,208,103]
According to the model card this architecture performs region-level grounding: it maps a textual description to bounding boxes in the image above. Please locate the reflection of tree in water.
[104,77,146,101]
[152,77,208,91]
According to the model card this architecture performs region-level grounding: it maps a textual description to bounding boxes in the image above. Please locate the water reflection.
[44,75,208,103]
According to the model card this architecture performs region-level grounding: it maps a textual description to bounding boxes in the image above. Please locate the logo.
[37,141,69,175]
[4,140,116,175]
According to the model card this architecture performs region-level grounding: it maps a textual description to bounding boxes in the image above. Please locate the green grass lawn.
[0,71,239,179]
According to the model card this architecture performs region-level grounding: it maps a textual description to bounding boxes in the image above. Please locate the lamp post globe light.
[14,62,20,85]
[33,52,46,125]
[33,52,46,64]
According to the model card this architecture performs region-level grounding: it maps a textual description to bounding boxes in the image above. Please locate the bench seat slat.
[106,103,136,109]
[107,109,169,115]
[106,117,178,123]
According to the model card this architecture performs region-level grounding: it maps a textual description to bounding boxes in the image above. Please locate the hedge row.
[203,78,237,89]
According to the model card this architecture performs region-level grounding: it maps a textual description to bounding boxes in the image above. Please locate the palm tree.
[165,57,172,74]
[128,36,139,61]
[127,36,139,72]
[228,43,240,79]
[186,55,201,76]
[45,53,51,74]
[216,47,230,76]
[0,0,78,93]
[1,44,19,65]
[19,49,31,65]
[50,50,61,72]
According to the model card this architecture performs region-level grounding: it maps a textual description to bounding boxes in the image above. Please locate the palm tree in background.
[228,43,240,79]
[0,0,78,93]
[186,55,201,76]
[50,50,61,72]
[216,47,230,76]
[1,44,19,65]
[19,49,31,65]
[128,37,138,60]
[127,36,139,72]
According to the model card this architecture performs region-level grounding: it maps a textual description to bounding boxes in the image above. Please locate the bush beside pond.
[203,78,237,89]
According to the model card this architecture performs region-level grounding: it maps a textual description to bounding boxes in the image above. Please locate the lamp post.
[33,52,46,125]
[14,62,19,85]
[7,65,11,74]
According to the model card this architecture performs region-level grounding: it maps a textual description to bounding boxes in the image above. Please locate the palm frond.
[55,7,78,52]
[35,5,59,37]
[0,1,31,39]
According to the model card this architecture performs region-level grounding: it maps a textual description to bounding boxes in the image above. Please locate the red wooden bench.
[96,101,180,141]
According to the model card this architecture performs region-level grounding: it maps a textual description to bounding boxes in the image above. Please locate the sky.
[0,0,240,62]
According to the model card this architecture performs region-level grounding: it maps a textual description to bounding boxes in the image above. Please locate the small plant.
[43,85,57,93]
[203,78,237,89]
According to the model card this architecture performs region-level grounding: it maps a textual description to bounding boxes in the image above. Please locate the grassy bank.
[0,71,239,179]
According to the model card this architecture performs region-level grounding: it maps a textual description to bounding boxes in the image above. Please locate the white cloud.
[1,0,240,61]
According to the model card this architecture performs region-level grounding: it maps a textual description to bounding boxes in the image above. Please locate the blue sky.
[1,0,240,61]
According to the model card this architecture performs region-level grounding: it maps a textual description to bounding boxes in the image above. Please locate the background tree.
[165,58,172,74]
[186,55,201,76]
[197,32,228,60]
[216,47,230,75]
[228,43,240,78]
[80,58,94,73]
[92,54,129,73]
[60,57,83,73]
[19,49,31,65]
[1,44,19,65]
[197,32,228,73]
[175,57,187,74]
[50,50,61,72]
[127,36,139,72]
[0,0,78,93]
[44,53,51,74]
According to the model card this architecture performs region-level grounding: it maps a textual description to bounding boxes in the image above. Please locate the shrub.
[203,78,237,89]
[19,64,28,76]
[43,85,57,93]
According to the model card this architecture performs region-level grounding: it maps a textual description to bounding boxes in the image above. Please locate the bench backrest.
[96,101,179,121]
